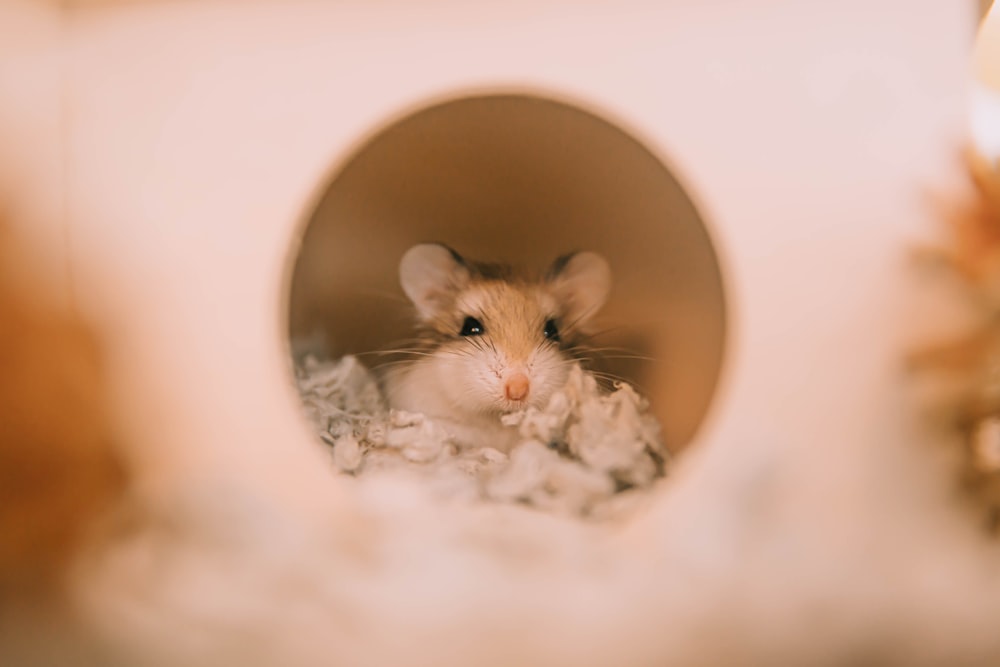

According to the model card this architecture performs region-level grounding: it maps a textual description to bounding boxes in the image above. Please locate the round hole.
[287,93,726,452]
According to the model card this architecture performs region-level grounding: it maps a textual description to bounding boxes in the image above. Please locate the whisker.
[587,372,646,392]
[591,354,659,363]
[357,350,437,360]
[569,345,648,354]
[370,360,430,372]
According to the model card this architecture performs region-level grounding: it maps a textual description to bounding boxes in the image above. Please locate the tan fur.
[387,245,611,448]
[404,248,603,356]
[425,280,566,356]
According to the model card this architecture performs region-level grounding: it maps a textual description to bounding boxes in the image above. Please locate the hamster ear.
[546,251,612,328]
[399,243,470,320]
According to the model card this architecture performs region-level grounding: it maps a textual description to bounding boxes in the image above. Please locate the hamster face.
[389,244,612,420]
[422,280,569,415]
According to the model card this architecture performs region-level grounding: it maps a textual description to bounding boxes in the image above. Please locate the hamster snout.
[383,243,612,446]
[504,372,530,402]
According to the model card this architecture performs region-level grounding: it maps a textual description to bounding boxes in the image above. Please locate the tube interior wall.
[288,95,727,450]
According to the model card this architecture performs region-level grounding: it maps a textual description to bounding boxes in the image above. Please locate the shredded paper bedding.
[295,355,667,519]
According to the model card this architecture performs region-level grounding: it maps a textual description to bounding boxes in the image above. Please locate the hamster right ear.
[546,251,612,328]
[399,243,470,320]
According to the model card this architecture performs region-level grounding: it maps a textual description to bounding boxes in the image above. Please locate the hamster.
[382,243,612,451]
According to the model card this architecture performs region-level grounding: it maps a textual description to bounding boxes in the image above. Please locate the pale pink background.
[0,0,975,506]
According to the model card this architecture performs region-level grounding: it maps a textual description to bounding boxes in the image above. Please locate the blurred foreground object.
[910,157,1000,527]
[906,3,1000,523]
[0,224,125,600]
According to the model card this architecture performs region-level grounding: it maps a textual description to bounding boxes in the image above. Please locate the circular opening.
[287,93,726,453]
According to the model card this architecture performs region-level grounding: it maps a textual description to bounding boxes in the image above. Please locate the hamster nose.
[504,373,530,402]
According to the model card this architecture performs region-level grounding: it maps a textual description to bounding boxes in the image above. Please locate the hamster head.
[398,243,612,416]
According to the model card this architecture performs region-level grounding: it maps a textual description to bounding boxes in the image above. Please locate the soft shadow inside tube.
[288,94,726,451]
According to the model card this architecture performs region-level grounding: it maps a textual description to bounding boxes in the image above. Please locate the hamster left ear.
[399,243,470,321]
[546,251,612,327]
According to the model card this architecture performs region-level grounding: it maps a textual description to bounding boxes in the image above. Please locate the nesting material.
[295,355,666,519]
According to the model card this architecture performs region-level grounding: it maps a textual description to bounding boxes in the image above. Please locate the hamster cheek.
[527,348,571,408]
[436,344,505,414]
[468,354,509,412]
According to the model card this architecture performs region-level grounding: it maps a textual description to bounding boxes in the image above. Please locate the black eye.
[460,316,484,336]
[543,318,560,341]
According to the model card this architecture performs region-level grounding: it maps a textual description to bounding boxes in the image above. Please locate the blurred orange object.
[0,224,124,600]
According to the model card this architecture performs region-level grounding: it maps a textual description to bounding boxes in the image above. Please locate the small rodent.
[383,243,612,451]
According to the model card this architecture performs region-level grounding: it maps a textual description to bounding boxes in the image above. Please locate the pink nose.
[504,373,530,402]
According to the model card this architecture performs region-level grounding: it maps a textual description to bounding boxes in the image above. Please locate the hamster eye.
[460,316,484,336]
[543,318,560,342]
